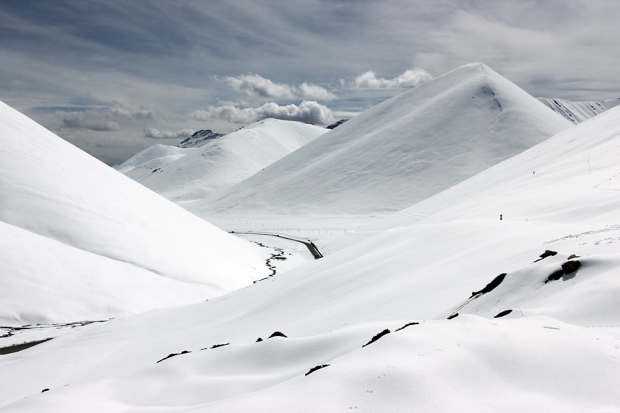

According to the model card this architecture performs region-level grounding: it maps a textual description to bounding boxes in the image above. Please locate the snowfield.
[0,101,271,326]
[2,63,620,412]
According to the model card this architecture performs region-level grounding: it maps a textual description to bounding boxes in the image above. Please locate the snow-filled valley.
[2,63,620,412]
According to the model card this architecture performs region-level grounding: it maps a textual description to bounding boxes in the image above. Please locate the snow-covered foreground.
[0,101,272,326]
[120,119,327,204]
[1,101,620,410]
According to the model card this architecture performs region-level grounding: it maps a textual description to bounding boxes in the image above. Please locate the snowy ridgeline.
[538,96,620,124]
[2,63,620,412]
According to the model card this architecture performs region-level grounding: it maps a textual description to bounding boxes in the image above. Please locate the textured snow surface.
[0,101,270,325]
[125,119,327,203]
[539,96,620,124]
[197,63,571,216]
[1,99,620,411]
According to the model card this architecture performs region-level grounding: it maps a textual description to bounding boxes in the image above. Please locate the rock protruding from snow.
[326,119,348,129]
[202,63,572,216]
[178,130,223,148]
[538,97,620,124]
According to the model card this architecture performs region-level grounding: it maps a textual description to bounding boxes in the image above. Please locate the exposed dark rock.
[178,130,223,148]
[494,309,513,318]
[534,250,557,262]
[545,270,564,283]
[305,364,330,376]
[256,337,263,342]
[156,350,190,363]
[545,260,582,283]
[269,331,287,339]
[447,313,459,320]
[395,322,419,332]
[562,260,581,273]
[362,329,390,347]
[567,254,580,260]
[326,119,348,129]
[470,273,507,298]
[41,389,49,393]
[210,343,229,349]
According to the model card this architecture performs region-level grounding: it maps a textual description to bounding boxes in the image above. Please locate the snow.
[195,63,572,217]
[124,119,327,204]
[2,65,620,412]
[0,100,271,326]
[539,96,620,124]
[115,144,197,180]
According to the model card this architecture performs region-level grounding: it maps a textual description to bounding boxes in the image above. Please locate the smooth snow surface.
[115,144,198,181]
[125,119,327,203]
[2,95,620,411]
[0,101,270,325]
[196,63,571,216]
[539,96,620,124]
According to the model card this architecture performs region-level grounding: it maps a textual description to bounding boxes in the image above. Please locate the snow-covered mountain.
[538,96,620,124]
[197,63,572,217]
[0,101,271,326]
[128,119,327,203]
[2,102,620,412]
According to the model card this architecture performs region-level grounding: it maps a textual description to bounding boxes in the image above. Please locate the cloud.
[110,106,154,119]
[61,113,120,131]
[349,68,432,89]
[193,101,335,125]
[221,74,335,101]
[144,128,194,139]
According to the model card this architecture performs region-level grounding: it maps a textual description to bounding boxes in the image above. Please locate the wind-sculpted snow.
[0,100,270,325]
[126,119,327,203]
[199,63,571,216]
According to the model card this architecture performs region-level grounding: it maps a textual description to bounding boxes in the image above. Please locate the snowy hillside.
[126,119,327,203]
[2,101,620,411]
[0,101,271,326]
[115,144,198,181]
[539,96,620,124]
[198,63,571,217]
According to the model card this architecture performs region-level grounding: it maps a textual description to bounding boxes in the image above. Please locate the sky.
[1,0,619,166]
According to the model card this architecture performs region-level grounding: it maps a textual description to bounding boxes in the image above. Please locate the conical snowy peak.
[198,63,572,216]
[0,101,270,325]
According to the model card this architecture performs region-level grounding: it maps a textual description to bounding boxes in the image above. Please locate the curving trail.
[230,231,323,259]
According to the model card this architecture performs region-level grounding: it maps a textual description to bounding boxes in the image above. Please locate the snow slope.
[115,144,198,181]
[2,101,620,411]
[539,96,620,124]
[0,101,270,326]
[197,63,572,216]
[126,119,327,203]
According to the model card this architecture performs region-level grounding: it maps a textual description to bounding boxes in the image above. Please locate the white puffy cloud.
[221,74,335,101]
[350,68,432,89]
[144,128,194,139]
[61,113,120,131]
[193,100,335,125]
